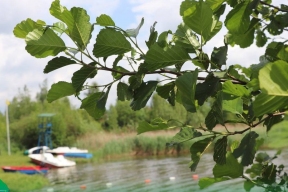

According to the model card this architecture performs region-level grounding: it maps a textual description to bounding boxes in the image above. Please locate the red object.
[2,166,49,174]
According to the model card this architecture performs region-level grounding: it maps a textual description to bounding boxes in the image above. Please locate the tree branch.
[260,1,288,12]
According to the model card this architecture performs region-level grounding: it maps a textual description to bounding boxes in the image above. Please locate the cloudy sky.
[0,0,268,113]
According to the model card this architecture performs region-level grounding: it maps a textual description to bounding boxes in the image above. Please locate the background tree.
[13,0,288,190]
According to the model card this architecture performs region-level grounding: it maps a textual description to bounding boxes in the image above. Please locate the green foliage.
[14,0,288,191]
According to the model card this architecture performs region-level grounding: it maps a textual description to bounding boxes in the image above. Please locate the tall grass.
[76,130,194,161]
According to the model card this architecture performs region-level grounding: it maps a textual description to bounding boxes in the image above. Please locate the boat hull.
[29,153,76,168]
[2,166,48,175]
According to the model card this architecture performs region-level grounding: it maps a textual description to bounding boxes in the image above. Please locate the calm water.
[37,150,288,192]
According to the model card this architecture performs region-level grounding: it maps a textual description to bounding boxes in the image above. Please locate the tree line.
[0,80,210,151]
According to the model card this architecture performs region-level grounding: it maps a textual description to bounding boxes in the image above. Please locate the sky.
[0,0,269,113]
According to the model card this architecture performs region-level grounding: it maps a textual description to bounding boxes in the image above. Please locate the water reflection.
[38,150,288,192]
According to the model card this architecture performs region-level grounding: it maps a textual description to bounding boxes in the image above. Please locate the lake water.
[37,150,288,192]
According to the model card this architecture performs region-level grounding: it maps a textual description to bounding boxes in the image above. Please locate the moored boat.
[29,153,76,168]
[2,166,48,175]
[46,146,93,158]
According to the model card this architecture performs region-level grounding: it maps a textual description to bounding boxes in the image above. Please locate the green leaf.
[211,45,227,69]
[52,22,66,35]
[259,60,288,96]
[128,74,143,90]
[173,23,200,51]
[198,177,230,189]
[50,0,92,50]
[47,81,75,103]
[189,137,213,171]
[204,18,222,43]
[253,93,288,117]
[228,18,259,48]
[262,164,277,184]
[44,56,76,73]
[80,92,105,120]
[69,7,93,49]
[117,82,132,101]
[222,80,250,97]
[227,64,250,83]
[206,0,226,12]
[225,0,251,34]
[130,81,158,110]
[244,180,255,191]
[13,18,43,38]
[213,136,227,165]
[195,75,220,105]
[156,82,175,99]
[256,30,267,47]
[145,44,191,71]
[233,131,259,166]
[264,115,283,132]
[125,17,144,38]
[96,86,111,113]
[71,64,97,92]
[157,31,171,48]
[137,118,169,134]
[96,14,115,26]
[222,94,243,114]
[183,1,213,40]
[93,28,131,57]
[180,0,196,16]
[145,22,158,48]
[213,152,243,178]
[25,28,66,58]
[175,71,198,113]
[205,110,218,130]
[168,127,202,146]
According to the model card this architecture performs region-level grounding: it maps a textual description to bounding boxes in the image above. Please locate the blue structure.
[37,113,54,149]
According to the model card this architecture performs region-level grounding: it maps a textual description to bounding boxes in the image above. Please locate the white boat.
[29,153,76,168]
[46,146,88,155]
[24,146,49,155]
[46,146,93,158]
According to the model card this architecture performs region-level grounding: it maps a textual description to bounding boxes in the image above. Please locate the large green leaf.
[13,18,43,38]
[213,136,227,165]
[144,44,191,71]
[168,127,202,146]
[96,14,115,26]
[204,17,222,43]
[180,0,196,16]
[130,81,158,110]
[259,60,288,96]
[213,152,243,178]
[71,64,97,92]
[96,86,111,113]
[183,1,213,40]
[189,137,213,171]
[175,71,198,113]
[222,94,243,114]
[50,0,92,50]
[93,28,131,57]
[69,7,93,50]
[228,18,259,48]
[25,28,66,58]
[137,118,169,134]
[222,80,250,97]
[253,93,288,117]
[80,92,105,120]
[199,177,230,189]
[233,131,259,166]
[44,56,76,73]
[225,0,251,34]
[117,82,132,101]
[47,81,75,103]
